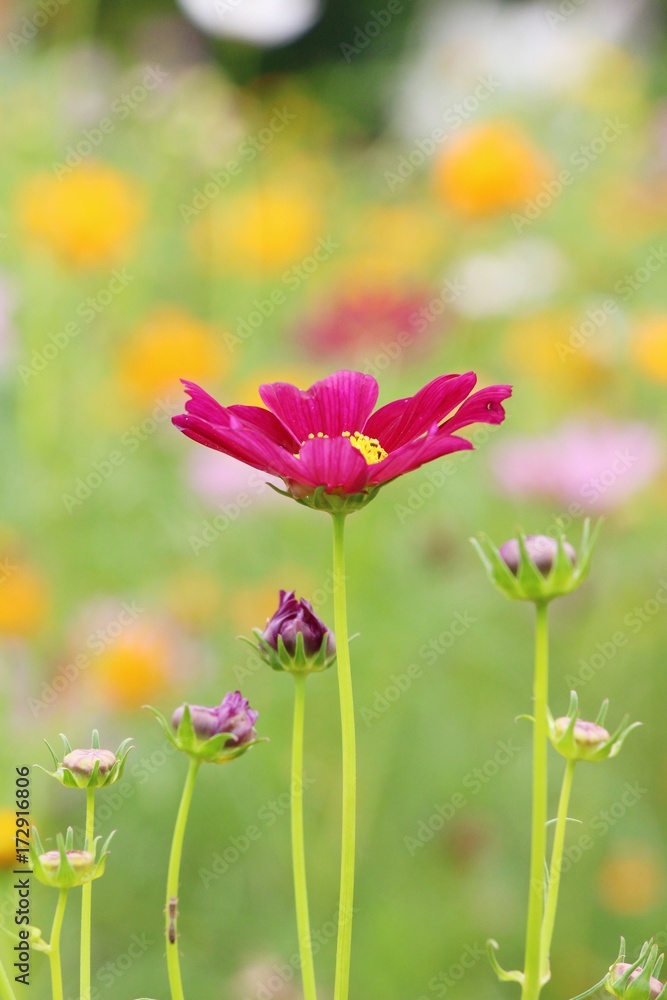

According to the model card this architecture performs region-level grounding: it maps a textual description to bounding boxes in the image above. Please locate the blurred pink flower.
[0,274,18,371]
[185,447,278,506]
[491,421,662,511]
[298,289,435,360]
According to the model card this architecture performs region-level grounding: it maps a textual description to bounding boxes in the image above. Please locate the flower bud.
[472,519,600,603]
[611,964,665,1000]
[31,826,113,890]
[499,535,576,576]
[548,692,640,763]
[148,691,264,765]
[36,731,133,790]
[253,590,336,674]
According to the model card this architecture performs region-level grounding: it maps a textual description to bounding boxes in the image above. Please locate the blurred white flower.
[176,0,322,47]
[392,0,649,139]
[0,273,18,372]
[450,238,567,318]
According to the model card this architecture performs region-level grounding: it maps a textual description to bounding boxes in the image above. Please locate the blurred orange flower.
[190,184,323,274]
[0,809,17,868]
[119,305,229,402]
[433,122,553,216]
[344,204,445,286]
[0,560,49,638]
[17,161,144,268]
[630,316,667,382]
[93,621,175,709]
[164,570,224,632]
[598,845,663,915]
[505,310,609,386]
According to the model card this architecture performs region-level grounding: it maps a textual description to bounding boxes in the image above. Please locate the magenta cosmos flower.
[173,370,511,512]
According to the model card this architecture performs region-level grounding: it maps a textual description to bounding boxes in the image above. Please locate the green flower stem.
[80,788,95,1000]
[291,673,317,1000]
[521,601,549,1000]
[166,757,201,1000]
[540,758,577,980]
[49,889,68,1000]
[0,958,17,1000]
[331,512,356,1000]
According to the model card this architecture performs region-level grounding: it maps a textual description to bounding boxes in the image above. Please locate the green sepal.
[144,704,267,766]
[31,825,114,890]
[471,518,602,604]
[251,629,336,675]
[289,483,381,514]
[486,939,524,985]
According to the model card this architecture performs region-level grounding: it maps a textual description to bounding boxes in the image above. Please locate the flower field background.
[1,0,666,997]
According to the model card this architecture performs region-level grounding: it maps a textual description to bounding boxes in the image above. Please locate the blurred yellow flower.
[190,184,323,273]
[598,846,663,915]
[344,204,445,286]
[629,317,667,382]
[0,809,17,868]
[236,368,322,407]
[164,570,224,632]
[17,162,143,268]
[505,310,608,386]
[93,623,173,708]
[119,306,229,402]
[433,122,553,216]
[0,561,49,638]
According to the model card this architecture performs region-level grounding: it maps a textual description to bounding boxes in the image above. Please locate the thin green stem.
[540,758,577,980]
[291,673,317,1000]
[331,512,356,1000]
[80,788,95,1000]
[166,758,201,1000]
[521,601,549,1000]
[49,890,68,1000]
[0,958,17,1000]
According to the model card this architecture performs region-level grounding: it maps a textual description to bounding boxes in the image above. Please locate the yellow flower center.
[298,431,388,465]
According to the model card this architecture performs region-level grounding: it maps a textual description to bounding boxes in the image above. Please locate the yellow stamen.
[342,430,387,465]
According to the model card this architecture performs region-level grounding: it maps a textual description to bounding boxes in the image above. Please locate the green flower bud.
[36,730,133,790]
[571,938,667,1000]
[471,519,601,603]
[31,826,114,890]
[145,691,266,765]
[548,692,640,763]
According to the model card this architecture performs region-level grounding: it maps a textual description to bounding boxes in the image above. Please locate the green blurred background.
[1,0,667,996]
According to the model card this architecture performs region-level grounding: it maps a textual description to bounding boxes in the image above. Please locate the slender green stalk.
[540,758,577,980]
[80,788,95,1000]
[49,890,68,1000]
[331,512,356,1000]
[0,958,17,1000]
[291,673,317,1000]
[521,601,549,1000]
[166,758,201,1000]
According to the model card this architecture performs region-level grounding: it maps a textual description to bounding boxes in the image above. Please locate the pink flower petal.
[364,372,477,450]
[259,370,379,441]
[439,384,513,435]
[369,426,473,485]
[294,436,371,493]
[173,413,300,481]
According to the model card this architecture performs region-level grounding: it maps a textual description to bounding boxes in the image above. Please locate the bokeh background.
[1,0,667,996]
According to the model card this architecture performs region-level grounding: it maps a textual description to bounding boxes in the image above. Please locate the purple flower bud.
[262,590,335,659]
[63,749,117,777]
[499,535,576,576]
[613,964,665,1000]
[553,717,610,748]
[172,691,258,747]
